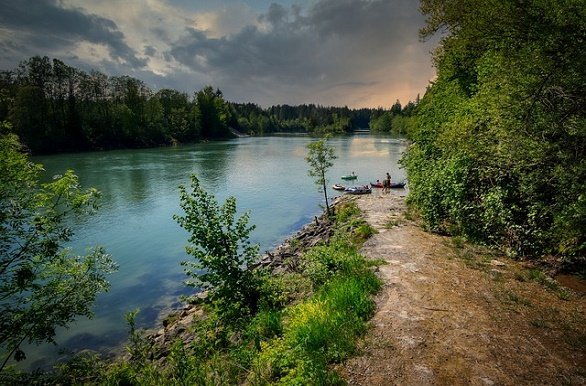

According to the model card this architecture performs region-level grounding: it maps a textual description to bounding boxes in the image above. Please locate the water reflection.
[192,142,235,189]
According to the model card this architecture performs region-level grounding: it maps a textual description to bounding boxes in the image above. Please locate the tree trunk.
[322,171,330,216]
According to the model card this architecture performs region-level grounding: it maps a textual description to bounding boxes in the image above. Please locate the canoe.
[341,174,358,180]
[371,181,406,189]
[332,184,346,191]
[344,186,372,195]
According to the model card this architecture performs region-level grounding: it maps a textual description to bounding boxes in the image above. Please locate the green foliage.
[308,240,381,296]
[245,310,284,352]
[334,201,378,244]
[174,175,263,322]
[194,86,232,139]
[305,137,337,216]
[405,0,586,265]
[370,111,393,133]
[303,242,366,288]
[353,223,377,244]
[52,351,109,385]
[256,272,312,310]
[124,310,152,366]
[369,100,418,135]
[391,114,416,135]
[250,238,381,385]
[312,113,351,136]
[0,133,117,371]
[334,201,361,223]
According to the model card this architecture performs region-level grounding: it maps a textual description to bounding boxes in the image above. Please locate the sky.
[0,0,437,108]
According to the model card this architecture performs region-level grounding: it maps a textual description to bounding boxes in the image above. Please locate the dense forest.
[0,57,415,154]
[403,0,585,267]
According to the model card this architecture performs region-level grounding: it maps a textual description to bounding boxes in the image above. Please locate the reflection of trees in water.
[331,136,352,159]
[58,143,236,209]
[88,151,153,207]
[127,154,149,202]
[193,142,235,189]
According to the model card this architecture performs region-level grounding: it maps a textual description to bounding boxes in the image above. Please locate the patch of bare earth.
[336,193,585,386]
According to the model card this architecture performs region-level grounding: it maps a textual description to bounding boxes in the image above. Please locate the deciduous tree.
[306,137,337,217]
[404,0,585,263]
[0,131,117,370]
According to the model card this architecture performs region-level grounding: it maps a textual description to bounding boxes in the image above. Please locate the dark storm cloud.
[0,0,145,68]
[167,0,430,106]
[144,45,157,57]
[171,22,322,83]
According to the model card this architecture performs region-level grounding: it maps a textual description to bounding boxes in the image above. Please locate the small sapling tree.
[174,175,262,321]
[305,137,337,216]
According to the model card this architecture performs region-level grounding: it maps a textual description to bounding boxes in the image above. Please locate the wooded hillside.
[403,0,585,266]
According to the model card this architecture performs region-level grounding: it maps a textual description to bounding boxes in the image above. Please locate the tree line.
[0,56,416,154]
[369,97,418,135]
[403,0,585,267]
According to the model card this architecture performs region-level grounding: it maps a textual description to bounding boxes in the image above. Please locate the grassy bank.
[5,199,381,385]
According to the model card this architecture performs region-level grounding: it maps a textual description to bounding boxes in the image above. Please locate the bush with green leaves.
[0,132,117,371]
[303,241,367,288]
[334,201,377,244]
[404,0,586,265]
[174,175,264,322]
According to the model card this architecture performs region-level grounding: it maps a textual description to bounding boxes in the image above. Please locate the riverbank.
[147,192,585,384]
[17,192,581,384]
[337,194,585,385]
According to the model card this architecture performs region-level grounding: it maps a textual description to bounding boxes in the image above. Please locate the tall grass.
[249,239,382,384]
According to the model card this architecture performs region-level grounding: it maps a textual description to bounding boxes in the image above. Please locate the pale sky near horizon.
[0,0,437,108]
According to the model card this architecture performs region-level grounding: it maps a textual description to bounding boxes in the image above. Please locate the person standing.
[383,172,391,193]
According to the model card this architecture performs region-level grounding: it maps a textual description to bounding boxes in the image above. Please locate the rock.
[155,348,170,360]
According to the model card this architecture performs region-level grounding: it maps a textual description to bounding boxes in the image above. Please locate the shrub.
[174,175,264,323]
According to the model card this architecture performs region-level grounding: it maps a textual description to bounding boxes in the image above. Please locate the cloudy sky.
[0,0,437,108]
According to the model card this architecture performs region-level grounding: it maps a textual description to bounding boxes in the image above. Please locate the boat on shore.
[344,186,371,195]
[370,181,406,189]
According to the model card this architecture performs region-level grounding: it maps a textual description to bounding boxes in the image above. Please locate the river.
[23,134,407,369]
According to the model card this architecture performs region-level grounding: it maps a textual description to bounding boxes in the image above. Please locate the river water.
[23,134,407,369]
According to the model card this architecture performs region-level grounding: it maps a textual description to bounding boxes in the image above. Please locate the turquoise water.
[23,134,407,369]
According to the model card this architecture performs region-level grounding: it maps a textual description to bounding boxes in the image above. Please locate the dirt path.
[337,193,585,385]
